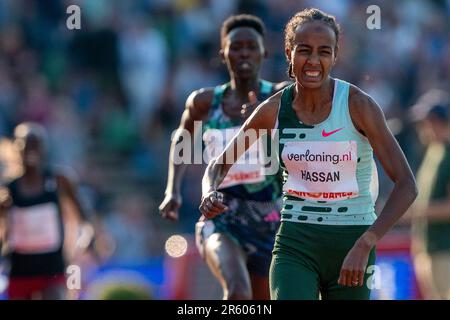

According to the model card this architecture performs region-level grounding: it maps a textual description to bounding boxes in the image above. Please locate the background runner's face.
[17,135,45,169]
[287,21,337,89]
[221,27,265,81]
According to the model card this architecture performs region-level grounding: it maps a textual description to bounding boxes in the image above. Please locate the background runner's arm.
[57,171,88,221]
[57,171,94,251]
[159,89,212,220]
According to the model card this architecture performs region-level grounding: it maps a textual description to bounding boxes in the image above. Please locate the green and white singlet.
[269,78,379,300]
[276,78,379,226]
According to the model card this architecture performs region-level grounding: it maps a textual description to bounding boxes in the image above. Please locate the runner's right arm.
[200,92,282,219]
[159,89,213,221]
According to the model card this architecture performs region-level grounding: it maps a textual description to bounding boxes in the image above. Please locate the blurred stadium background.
[0,0,449,299]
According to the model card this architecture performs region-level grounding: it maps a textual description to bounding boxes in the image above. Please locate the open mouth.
[303,70,322,82]
[304,70,321,78]
[25,154,41,165]
[238,61,252,70]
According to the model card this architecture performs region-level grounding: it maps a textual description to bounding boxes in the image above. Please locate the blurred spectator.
[118,16,168,133]
[103,194,160,263]
[172,54,223,111]
[409,92,450,300]
[47,95,87,171]
[96,94,139,157]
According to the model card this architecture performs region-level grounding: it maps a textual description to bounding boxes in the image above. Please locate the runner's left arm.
[57,171,94,251]
[338,87,418,287]
[349,89,417,245]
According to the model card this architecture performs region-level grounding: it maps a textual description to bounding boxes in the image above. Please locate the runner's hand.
[241,91,259,118]
[159,193,182,221]
[199,191,227,219]
[338,236,374,287]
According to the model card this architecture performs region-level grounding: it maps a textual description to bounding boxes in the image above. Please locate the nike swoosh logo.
[322,127,344,137]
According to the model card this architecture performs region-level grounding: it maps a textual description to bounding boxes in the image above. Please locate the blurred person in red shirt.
[0,122,94,299]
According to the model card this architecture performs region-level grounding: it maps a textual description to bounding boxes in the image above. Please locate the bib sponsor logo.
[282,141,358,202]
[322,127,344,137]
[286,149,352,165]
[286,190,355,199]
[222,170,262,186]
[8,203,61,254]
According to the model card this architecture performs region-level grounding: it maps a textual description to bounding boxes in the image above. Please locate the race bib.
[8,203,61,254]
[203,127,266,189]
[281,141,359,201]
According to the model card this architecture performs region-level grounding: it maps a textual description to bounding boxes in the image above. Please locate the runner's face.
[221,27,266,81]
[287,21,337,89]
[18,136,45,168]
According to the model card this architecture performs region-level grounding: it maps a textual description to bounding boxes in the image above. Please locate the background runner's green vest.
[203,80,281,201]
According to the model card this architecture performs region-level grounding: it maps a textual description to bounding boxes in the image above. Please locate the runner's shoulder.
[258,89,284,113]
[347,81,385,134]
[51,165,79,187]
[348,83,380,114]
[186,87,215,114]
[250,90,285,128]
[273,81,293,92]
